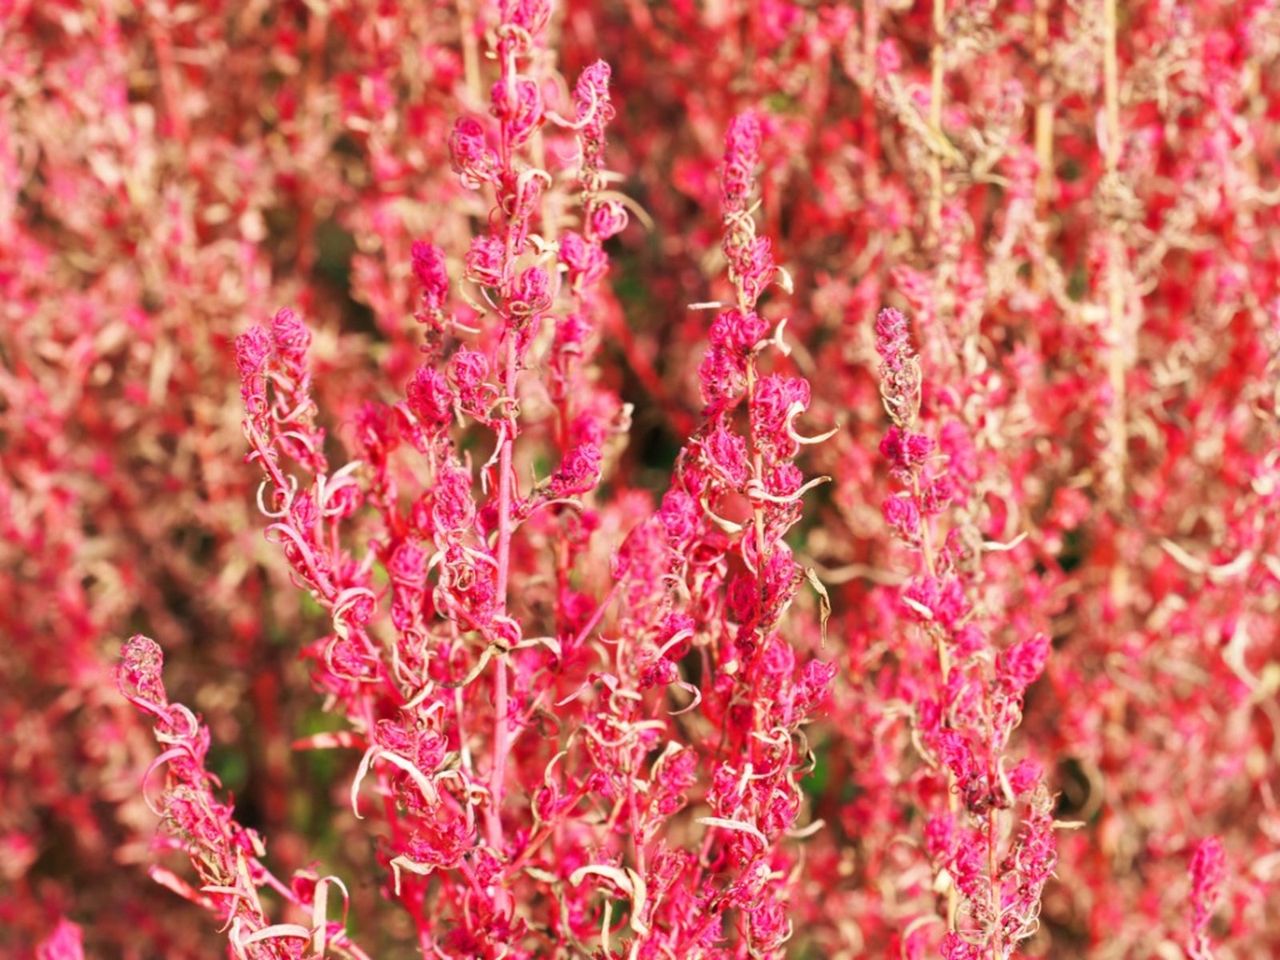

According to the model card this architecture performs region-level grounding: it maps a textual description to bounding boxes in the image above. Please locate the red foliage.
[3,1,1278,958]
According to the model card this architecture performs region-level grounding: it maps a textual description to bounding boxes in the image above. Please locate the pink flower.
[406,366,454,432]
[548,442,602,498]
[998,632,1051,696]
[234,325,272,413]
[411,240,450,314]
[464,235,505,287]
[588,200,628,239]
[880,426,935,476]
[874,306,911,372]
[449,117,497,188]
[560,231,606,285]
[489,77,544,146]
[722,111,762,213]
[511,265,551,320]
[703,422,750,489]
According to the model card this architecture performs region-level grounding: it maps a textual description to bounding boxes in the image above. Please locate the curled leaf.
[804,567,832,645]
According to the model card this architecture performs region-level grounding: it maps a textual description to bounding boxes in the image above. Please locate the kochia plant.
[121,4,836,956]
[3,0,1274,958]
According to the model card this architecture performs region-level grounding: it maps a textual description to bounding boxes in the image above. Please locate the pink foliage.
[2,1,1278,958]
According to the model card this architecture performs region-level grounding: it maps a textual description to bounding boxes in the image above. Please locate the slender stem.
[745,362,769,570]
[911,461,958,930]
[485,37,523,855]
[928,0,946,242]
[627,767,646,876]
[1102,0,1120,170]
[488,333,519,851]
[988,806,1001,958]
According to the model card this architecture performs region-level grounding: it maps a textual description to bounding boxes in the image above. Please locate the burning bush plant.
[3,0,1278,958]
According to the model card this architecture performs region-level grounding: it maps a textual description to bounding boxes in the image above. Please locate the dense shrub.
[3,1,1277,958]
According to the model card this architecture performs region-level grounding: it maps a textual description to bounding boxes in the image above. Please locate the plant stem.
[488,332,519,852]
[929,0,946,242]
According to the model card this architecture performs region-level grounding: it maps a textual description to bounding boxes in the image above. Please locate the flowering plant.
[3,1,1277,958]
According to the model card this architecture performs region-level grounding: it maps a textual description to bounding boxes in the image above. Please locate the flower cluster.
[872,308,1057,959]
[116,635,363,960]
